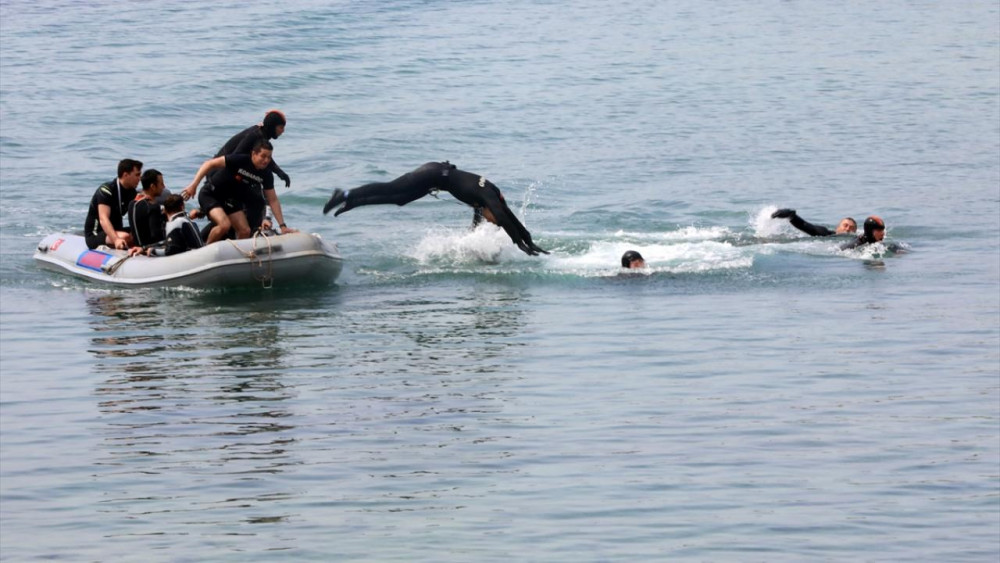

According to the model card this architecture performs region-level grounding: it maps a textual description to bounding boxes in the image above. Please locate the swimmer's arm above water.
[772,208,835,237]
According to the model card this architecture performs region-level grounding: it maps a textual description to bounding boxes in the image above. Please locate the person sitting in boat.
[771,208,857,237]
[130,195,204,257]
[322,161,548,256]
[84,158,142,250]
[128,169,167,250]
[180,139,296,245]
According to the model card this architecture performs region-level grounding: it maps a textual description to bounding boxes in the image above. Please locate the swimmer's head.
[864,215,885,241]
[262,109,286,139]
[836,217,857,234]
[621,250,646,269]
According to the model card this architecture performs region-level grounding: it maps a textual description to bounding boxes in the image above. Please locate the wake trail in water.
[391,205,906,280]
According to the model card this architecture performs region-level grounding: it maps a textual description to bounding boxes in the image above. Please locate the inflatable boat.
[34,232,343,288]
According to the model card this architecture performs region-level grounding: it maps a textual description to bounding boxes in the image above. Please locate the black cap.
[863,215,885,238]
[621,250,644,268]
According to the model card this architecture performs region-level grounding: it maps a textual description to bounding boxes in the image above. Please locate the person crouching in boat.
[130,195,204,257]
[180,139,296,244]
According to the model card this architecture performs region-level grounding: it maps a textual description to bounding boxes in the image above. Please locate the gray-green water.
[2,1,998,560]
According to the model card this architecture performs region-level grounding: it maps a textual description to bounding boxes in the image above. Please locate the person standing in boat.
[128,169,168,250]
[210,109,290,233]
[84,158,142,250]
[180,139,296,244]
[131,195,204,257]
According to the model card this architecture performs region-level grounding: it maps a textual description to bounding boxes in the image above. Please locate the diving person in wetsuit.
[841,216,886,250]
[771,208,857,236]
[322,161,549,256]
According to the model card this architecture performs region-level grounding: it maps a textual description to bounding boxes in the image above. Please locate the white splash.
[612,225,731,242]
[410,223,515,264]
[751,205,798,238]
[551,238,753,277]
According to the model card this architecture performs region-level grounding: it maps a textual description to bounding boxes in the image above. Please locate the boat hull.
[34,232,343,288]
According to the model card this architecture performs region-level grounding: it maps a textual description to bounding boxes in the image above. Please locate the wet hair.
[117,158,143,178]
[863,215,885,238]
[262,109,286,138]
[163,194,185,214]
[252,139,274,153]
[140,169,162,191]
[621,250,644,268]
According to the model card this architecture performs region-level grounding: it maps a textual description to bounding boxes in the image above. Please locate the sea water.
[1,1,998,561]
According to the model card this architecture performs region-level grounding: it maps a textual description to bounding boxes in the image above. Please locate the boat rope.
[227,230,275,288]
[104,254,132,276]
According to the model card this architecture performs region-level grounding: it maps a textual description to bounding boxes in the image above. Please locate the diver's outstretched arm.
[454,176,547,256]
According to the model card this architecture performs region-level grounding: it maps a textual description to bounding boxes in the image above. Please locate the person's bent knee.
[234,225,251,239]
[215,216,232,232]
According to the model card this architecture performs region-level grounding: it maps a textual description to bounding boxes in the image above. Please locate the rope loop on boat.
[104,254,132,276]
[227,230,275,288]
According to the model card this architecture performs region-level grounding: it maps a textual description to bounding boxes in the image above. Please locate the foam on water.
[396,206,913,281]
[405,221,758,278]
[409,224,509,265]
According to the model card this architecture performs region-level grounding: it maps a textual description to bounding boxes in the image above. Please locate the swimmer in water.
[841,215,887,250]
[621,250,646,269]
[323,161,548,256]
[771,208,857,236]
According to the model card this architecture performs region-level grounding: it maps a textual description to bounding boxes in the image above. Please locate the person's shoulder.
[94,179,116,199]
[236,125,264,142]
[839,236,865,251]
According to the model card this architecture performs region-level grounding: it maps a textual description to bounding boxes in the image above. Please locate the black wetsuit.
[198,154,268,217]
[773,209,837,236]
[326,161,548,256]
[208,126,285,234]
[789,214,836,236]
[840,233,901,252]
[84,179,137,249]
[840,234,875,250]
[128,195,165,249]
[215,125,287,188]
[150,212,204,256]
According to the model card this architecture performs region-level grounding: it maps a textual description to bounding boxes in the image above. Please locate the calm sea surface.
[2,1,998,561]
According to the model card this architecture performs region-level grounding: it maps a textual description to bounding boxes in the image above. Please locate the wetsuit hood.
[262,110,286,139]
[863,215,885,240]
[621,250,644,268]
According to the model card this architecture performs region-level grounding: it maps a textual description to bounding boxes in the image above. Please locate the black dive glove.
[771,208,796,219]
